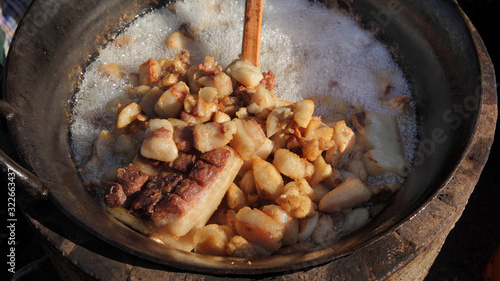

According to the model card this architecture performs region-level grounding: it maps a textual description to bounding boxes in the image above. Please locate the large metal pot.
[1,0,497,277]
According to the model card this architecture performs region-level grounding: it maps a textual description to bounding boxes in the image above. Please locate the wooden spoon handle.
[242,0,264,67]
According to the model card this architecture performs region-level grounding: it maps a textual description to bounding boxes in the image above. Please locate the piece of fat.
[106,146,243,251]
[352,110,408,176]
[106,206,197,251]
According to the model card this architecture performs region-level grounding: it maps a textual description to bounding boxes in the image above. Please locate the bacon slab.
[105,147,243,250]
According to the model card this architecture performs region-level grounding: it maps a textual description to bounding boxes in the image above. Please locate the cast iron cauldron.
[0,0,497,278]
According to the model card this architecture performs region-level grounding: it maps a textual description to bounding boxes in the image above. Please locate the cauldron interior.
[3,0,484,274]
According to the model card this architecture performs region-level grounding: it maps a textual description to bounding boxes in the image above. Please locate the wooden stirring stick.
[242,0,264,67]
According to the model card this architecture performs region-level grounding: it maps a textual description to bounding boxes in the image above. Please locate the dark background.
[1,0,499,280]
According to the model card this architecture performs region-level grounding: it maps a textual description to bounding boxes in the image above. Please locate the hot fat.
[85,52,408,257]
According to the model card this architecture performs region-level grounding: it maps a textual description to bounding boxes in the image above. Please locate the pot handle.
[0,100,49,199]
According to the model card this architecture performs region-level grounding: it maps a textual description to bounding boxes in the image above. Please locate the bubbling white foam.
[71,0,417,179]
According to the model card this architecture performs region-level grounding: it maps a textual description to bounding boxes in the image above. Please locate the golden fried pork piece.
[105,147,243,251]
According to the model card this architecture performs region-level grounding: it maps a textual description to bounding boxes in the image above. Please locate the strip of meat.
[116,164,149,196]
[174,179,202,202]
[106,146,243,248]
[200,147,230,167]
[150,193,189,223]
[188,160,219,186]
[169,152,196,172]
[146,172,183,194]
[173,126,194,152]
[105,183,127,208]
[131,188,163,218]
